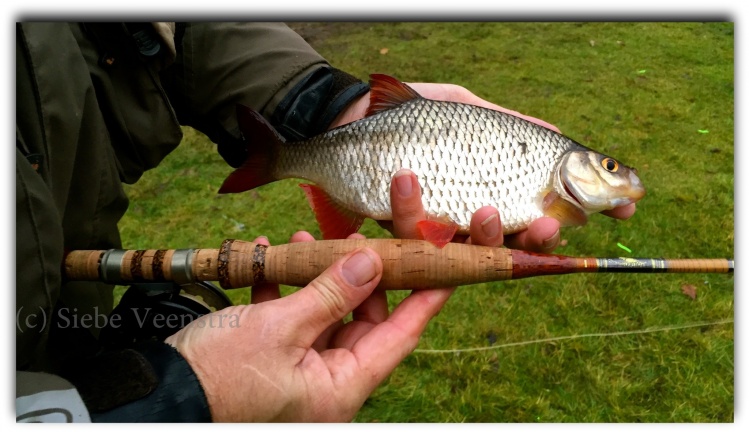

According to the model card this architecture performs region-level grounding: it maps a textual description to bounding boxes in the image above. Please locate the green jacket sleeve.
[160,22,369,166]
[162,23,328,141]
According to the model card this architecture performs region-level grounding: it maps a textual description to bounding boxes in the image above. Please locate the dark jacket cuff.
[88,341,211,423]
[270,66,369,142]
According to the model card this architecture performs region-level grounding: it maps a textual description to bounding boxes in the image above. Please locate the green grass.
[118,22,733,422]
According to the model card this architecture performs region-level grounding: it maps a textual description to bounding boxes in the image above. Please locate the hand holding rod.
[64,239,734,290]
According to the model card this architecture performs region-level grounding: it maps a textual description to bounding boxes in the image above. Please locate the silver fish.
[220,74,645,243]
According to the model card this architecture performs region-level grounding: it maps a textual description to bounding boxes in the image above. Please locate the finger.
[252,232,317,304]
[353,290,389,324]
[390,169,426,239]
[503,217,561,253]
[348,229,378,320]
[349,286,455,392]
[388,287,455,340]
[468,206,503,247]
[251,283,281,304]
[250,236,280,304]
[311,321,345,352]
[312,231,375,351]
[253,236,270,247]
[290,230,316,243]
[280,247,383,347]
[330,290,390,350]
[601,203,637,220]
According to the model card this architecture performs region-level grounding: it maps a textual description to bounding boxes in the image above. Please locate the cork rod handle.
[63,239,515,290]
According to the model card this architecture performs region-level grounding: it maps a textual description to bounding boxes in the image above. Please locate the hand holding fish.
[220,74,643,251]
[331,80,569,252]
[165,172,504,422]
[387,168,563,253]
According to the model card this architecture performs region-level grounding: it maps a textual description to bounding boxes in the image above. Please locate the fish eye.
[601,158,619,172]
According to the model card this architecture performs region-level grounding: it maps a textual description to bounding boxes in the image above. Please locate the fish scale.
[220,74,645,242]
[276,98,578,234]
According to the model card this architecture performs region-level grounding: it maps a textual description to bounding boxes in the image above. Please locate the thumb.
[280,247,383,347]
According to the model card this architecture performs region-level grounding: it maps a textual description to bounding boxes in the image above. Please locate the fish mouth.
[619,187,646,205]
[627,172,647,202]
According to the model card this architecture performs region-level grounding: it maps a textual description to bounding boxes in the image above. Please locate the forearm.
[164,23,326,123]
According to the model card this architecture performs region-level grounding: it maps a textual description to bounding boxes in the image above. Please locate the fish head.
[556,150,646,214]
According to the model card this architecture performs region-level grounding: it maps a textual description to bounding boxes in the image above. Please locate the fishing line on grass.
[413,318,733,354]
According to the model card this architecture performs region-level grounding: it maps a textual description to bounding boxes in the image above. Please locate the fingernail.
[342,249,378,287]
[542,230,561,251]
[394,169,413,197]
[480,213,500,238]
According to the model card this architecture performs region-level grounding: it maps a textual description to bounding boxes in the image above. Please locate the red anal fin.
[299,184,365,239]
[416,220,459,249]
[218,105,284,194]
[366,74,423,117]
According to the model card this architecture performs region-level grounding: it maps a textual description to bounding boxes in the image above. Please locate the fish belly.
[278,99,575,234]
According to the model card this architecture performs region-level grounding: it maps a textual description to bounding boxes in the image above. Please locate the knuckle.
[308,275,351,321]
[393,203,423,221]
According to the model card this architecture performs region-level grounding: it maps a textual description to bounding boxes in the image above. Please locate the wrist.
[327,91,370,129]
[270,66,370,141]
[81,341,211,422]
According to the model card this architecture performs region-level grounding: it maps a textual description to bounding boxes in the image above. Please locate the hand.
[165,236,387,422]
[164,169,509,422]
[332,81,637,252]
[387,168,637,253]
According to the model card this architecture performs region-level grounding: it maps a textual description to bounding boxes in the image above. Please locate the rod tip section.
[728,259,734,273]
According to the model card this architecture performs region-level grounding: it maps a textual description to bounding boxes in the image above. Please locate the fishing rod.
[64,239,734,290]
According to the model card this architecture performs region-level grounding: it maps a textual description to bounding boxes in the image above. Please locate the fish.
[219,74,645,247]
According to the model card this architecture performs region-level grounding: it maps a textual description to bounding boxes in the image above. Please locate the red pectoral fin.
[542,192,588,227]
[416,220,459,249]
[299,184,365,239]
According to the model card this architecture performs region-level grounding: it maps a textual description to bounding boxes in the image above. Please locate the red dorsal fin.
[299,184,365,239]
[366,74,423,117]
[416,220,459,249]
[219,105,285,194]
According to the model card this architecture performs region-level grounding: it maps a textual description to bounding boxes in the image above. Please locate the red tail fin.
[218,105,284,194]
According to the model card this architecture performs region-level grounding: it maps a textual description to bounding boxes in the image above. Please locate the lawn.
[118,22,734,422]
